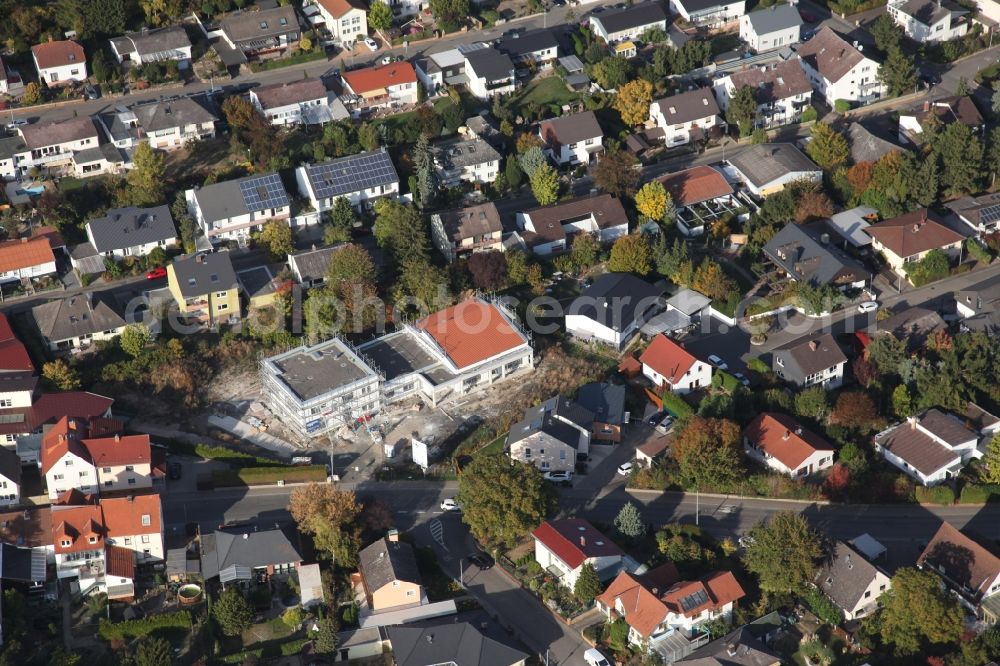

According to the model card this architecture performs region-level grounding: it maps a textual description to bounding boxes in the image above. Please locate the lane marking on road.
[429,518,447,551]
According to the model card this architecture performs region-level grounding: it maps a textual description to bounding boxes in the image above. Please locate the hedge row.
[164,439,285,467]
[660,392,695,419]
[915,486,955,505]
[98,610,191,641]
[212,465,327,487]
[219,638,310,663]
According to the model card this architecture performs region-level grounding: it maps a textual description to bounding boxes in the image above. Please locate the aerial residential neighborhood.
[2,0,1000,662]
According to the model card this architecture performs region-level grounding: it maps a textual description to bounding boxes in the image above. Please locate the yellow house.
[237,265,281,311]
[865,209,965,279]
[356,533,424,612]
[167,251,241,327]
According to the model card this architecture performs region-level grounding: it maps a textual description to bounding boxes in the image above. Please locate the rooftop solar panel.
[980,203,1000,224]
[239,173,289,211]
[679,589,709,612]
[307,150,399,200]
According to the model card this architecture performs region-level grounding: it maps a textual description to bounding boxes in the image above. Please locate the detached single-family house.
[496,28,560,67]
[865,209,965,278]
[432,136,501,186]
[796,27,884,105]
[464,48,516,99]
[186,172,290,243]
[589,2,669,43]
[670,0,746,26]
[413,47,468,96]
[875,306,947,346]
[898,96,983,145]
[357,534,424,612]
[888,0,967,43]
[726,143,821,197]
[12,117,114,179]
[814,541,891,621]
[640,334,713,394]
[295,148,400,213]
[649,88,721,147]
[251,78,346,126]
[85,205,177,259]
[0,56,24,97]
[675,625,781,666]
[576,382,627,443]
[597,564,745,651]
[200,525,303,581]
[507,397,593,473]
[742,412,835,477]
[714,59,812,128]
[30,293,127,352]
[288,244,345,288]
[218,5,301,60]
[955,273,1000,332]
[31,39,87,86]
[310,0,368,46]
[846,123,904,165]
[656,166,737,237]
[341,61,419,112]
[0,237,57,284]
[874,409,980,486]
[129,95,219,150]
[109,27,192,67]
[430,202,503,263]
[739,4,802,52]
[386,623,528,666]
[918,521,1000,620]
[949,191,1000,238]
[763,223,870,290]
[539,111,604,166]
[772,333,847,390]
[533,519,624,589]
[565,273,663,349]
[167,251,241,327]
[515,194,629,256]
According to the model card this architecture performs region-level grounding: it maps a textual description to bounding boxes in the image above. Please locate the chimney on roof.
[808,340,819,351]
[48,35,54,42]
[114,434,120,442]
[426,634,434,644]
[909,416,918,430]
[20,238,26,244]
[783,430,790,440]
[196,254,205,263]
[243,533,248,539]
[580,535,586,547]
[652,587,659,595]
[387,528,399,542]
[923,100,931,113]
[127,495,134,502]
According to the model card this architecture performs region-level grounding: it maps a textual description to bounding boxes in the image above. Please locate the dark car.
[646,410,667,426]
[168,462,182,480]
[84,85,100,100]
[468,553,494,570]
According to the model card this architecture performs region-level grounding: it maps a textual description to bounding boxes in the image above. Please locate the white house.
[670,0,746,26]
[726,143,822,197]
[772,333,847,391]
[31,39,87,86]
[0,237,57,284]
[85,205,177,259]
[875,409,981,486]
[539,111,604,166]
[714,60,812,128]
[739,4,802,52]
[565,273,663,349]
[30,293,127,352]
[414,48,467,96]
[433,136,501,186]
[310,0,368,46]
[743,413,835,477]
[186,172,291,243]
[639,334,713,394]
[295,148,400,213]
[430,202,504,263]
[887,0,967,42]
[589,2,669,43]
[0,56,24,97]
[796,27,884,105]
[464,47,516,99]
[0,448,21,505]
[898,96,983,146]
[649,88,721,147]
[109,27,192,67]
[341,61,419,112]
[515,195,630,257]
[918,522,1000,618]
[251,78,347,126]
[814,542,891,621]
[496,28,560,67]
[12,117,103,179]
[532,519,624,590]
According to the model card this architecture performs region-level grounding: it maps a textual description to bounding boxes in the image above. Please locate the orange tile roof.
[82,434,151,468]
[32,225,66,250]
[316,0,365,18]
[657,166,733,208]
[31,39,85,70]
[742,413,834,470]
[102,494,161,538]
[40,416,89,475]
[0,237,55,274]
[416,299,527,369]
[639,334,699,386]
[51,504,105,554]
[865,209,965,259]
[342,61,417,95]
[106,543,135,580]
[0,313,33,373]
[41,417,141,474]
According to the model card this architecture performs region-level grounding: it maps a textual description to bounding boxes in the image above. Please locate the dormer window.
[260,21,268,29]
[60,539,70,547]
[88,536,97,544]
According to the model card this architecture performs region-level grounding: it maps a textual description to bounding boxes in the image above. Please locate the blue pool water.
[14,184,44,196]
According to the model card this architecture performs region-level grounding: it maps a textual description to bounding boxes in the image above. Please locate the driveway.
[677,315,753,375]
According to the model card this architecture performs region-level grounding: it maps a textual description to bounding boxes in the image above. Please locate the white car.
[543,470,573,483]
[617,462,633,476]
[738,535,755,548]
[5,118,28,129]
[655,415,674,434]
[363,37,379,51]
[584,649,611,666]
[707,354,729,371]
[440,498,461,512]
[858,301,879,313]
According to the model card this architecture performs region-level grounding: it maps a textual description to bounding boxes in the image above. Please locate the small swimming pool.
[14,184,45,196]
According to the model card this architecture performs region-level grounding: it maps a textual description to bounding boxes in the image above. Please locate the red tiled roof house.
[341,61,418,112]
[743,413,835,477]
[656,165,736,238]
[918,521,1000,620]
[596,563,745,650]
[865,209,964,280]
[0,237,57,284]
[31,38,87,86]
[532,519,624,590]
[639,334,712,395]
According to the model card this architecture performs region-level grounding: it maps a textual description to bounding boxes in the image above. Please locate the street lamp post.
[459,557,465,587]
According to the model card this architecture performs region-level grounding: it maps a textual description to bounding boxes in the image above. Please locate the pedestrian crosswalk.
[429,518,447,551]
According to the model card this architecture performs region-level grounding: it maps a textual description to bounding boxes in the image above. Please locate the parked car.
[707,354,729,371]
[543,470,573,484]
[858,301,879,313]
[584,649,611,666]
[5,118,28,129]
[440,498,462,511]
[656,415,674,434]
[646,410,667,426]
[733,372,751,387]
[83,85,100,100]
[363,37,379,51]
[617,462,633,476]
[145,266,167,280]
[468,552,494,569]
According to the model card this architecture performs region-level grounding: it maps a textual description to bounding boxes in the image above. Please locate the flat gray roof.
[270,338,377,402]
[360,330,442,382]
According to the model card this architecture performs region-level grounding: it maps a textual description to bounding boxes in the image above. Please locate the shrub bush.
[212,465,327,487]
[660,392,694,418]
[915,485,954,505]
[747,358,772,375]
[834,99,851,113]
[802,587,843,626]
[98,610,191,641]
[801,106,818,123]
[960,484,990,504]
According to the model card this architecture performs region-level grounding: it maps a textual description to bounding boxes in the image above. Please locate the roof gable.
[743,412,834,469]
[640,334,700,385]
[532,519,623,569]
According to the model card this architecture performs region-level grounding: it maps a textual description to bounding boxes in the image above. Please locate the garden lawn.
[473,435,505,458]
[510,77,583,118]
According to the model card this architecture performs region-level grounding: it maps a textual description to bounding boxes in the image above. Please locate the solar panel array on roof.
[239,173,289,211]
[679,589,709,612]
[309,151,398,200]
[981,203,1000,224]
[0,414,24,424]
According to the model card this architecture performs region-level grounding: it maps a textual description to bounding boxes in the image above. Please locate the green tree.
[671,417,743,490]
[727,85,758,136]
[325,197,356,244]
[456,454,552,548]
[592,57,631,89]
[879,47,918,97]
[123,143,166,207]
[608,234,652,275]
[866,334,907,375]
[793,385,829,421]
[395,258,452,309]
[870,12,903,53]
[614,501,646,540]
[135,637,172,666]
[358,123,380,152]
[428,0,469,28]
[282,606,305,629]
[255,219,294,261]
[750,128,769,144]
[313,615,339,654]
[530,163,560,206]
[413,133,437,210]
[21,82,42,106]
[178,215,197,253]
[980,432,1000,484]
[570,233,600,271]
[373,199,430,266]
[518,146,547,179]
[742,512,823,593]
[119,323,151,358]
[891,384,914,418]
[213,587,253,637]
[635,181,668,221]
[505,156,524,190]
[805,122,849,170]
[42,359,80,391]
[879,567,964,654]
[368,0,393,31]
[934,121,983,196]
[574,562,602,604]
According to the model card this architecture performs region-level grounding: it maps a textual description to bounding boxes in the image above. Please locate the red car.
[145,266,167,280]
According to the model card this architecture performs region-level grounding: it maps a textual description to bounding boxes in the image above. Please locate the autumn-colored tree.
[21,83,42,106]
[635,181,669,222]
[42,359,81,391]
[288,484,362,566]
[516,132,543,153]
[255,219,294,261]
[690,259,734,301]
[824,464,850,496]
[608,234,652,275]
[927,329,953,351]
[852,356,878,388]
[123,143,166,207]
[468,252,508,290]
[830,392,878,432]
[671,417,743,490]
[592,150,640,198]
[794,190,834,224]
[613,79,653,127]
[530,163,560,206]
[846,161,874,194]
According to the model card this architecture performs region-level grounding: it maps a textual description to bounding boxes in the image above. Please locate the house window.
[60,539,70,547]
[864,590,871,598]
[124,537,132,545]
[65,459,73,466]
[392,581,400,587]
[53,474,64,480]
[79,471,88,478]
[103,467,111,473]
[125,465,134,472]
[141,514,151,526]
[141,535,150,544]
[128,478,136,485]
[105,481,112,487]
[89,536,97,544]
[0,399,11,408]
